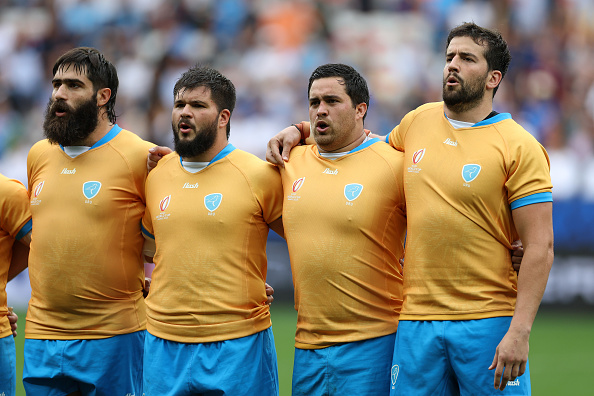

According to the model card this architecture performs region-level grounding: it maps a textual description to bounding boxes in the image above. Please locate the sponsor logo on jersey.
[292,177,305,192]
[183,182,199,188]
[461,164,481,183]
[205,193,223,213]
[61,168,76,174]
[443,138,458,146]
[391,365,399,388]
[507,379,520,386]
[412,148,425,164]
[159,195,171,211]
[344,183,363,202]
[34,181,45,197]
[83,181,102,200]
[323,168,338,175]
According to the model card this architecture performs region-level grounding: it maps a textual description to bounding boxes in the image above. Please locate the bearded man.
[140,66,284,396]
[24,47,154,395]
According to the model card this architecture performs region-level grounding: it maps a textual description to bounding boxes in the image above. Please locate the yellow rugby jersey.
[26,125,153,339]
[0,174,32,338]
[388,102,553,320]
[141,145,283,343]
[281,140,406,349]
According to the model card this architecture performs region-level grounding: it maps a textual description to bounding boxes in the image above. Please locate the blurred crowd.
[0,0,593,199]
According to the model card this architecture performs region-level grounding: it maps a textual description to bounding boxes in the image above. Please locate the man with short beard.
[24,47,154,395]
[267,22,553,395]
[140,66,283,395]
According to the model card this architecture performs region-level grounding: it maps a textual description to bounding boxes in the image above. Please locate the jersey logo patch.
[205,193,222,212]
[34,181,45,197]
[391,365,399,387]
[292,177,305,192]
[412,148,425,164]
[159,195,171,211]
[344,183,363,201]
[82,181,102,199]
[462,164,481,183]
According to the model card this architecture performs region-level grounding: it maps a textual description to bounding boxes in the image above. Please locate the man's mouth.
[316,120,329,133]
[446,74,460,86]
[178,121,194,134]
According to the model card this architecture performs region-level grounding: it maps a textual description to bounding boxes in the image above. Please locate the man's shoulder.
[112,129,155,151]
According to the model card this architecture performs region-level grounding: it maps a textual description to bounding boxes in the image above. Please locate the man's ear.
[486,70,502,92]
[218,109,231,128]
[96,88,112,107]
[355,102,367,121]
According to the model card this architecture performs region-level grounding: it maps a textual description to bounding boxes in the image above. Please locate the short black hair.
[446,22,512,97]
[53,47,119,124]
[173,66,236,138]
[308,63,370,121]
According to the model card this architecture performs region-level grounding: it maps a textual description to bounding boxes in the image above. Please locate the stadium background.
[1,0,592,394]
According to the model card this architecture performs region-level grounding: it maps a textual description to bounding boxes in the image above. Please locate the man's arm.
[268,217,284,239]
[489,202,553,390]
[8,231,31,282]
[266,124,309,166]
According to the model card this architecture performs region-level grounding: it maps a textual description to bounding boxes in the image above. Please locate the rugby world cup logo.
[292,177,305,192]
[82,181,102,199]
[159,195,171,211]
[204,193,223,212]
[33,181,45,197]
[462,164,481,183]
[412,148,425,164]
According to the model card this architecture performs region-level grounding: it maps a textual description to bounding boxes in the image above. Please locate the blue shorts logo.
[82,181,102,199]
[344,183,363,201]
[204,193,223,212]
[462,164,481,183]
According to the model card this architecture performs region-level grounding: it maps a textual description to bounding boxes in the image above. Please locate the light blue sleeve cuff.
[16,219,33,240]
[510,192,553,210]
[140,222,155,240]
[385,132,390,143]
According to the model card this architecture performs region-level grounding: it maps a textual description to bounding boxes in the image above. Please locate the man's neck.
[318,130,367,153]
[443,98,494,124]
[78,117,113,147]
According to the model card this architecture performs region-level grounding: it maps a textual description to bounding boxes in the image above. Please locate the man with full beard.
[24,47,153,395]
[267,22,553,395]
[140,66,284,395]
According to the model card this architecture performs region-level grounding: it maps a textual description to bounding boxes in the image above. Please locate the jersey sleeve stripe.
[16,218,33,240]
[141,222,155,239]
[510,192,553,210]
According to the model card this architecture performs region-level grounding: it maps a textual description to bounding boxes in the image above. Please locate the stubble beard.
[43,97,100,146]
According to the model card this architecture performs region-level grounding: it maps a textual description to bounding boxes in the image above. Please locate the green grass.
[12,306,594,396]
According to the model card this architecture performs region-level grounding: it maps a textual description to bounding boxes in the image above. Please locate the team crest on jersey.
[391,365,399,388]
[159,195,171,211]
[82,181,102,200]
[344,183,363,203]
[292,177,305,192]
[205,193,222,213]
[462,164,481,183]
[30,181,45,205]
[412,148,425,164]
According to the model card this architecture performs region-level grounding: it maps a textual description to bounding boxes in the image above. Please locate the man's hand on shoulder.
[147,146,173,173]
[266,124,306,167]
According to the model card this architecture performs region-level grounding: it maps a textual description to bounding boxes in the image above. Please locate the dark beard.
[43,97,99,146]
[172,117,218,159]
[442,72,487,114]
